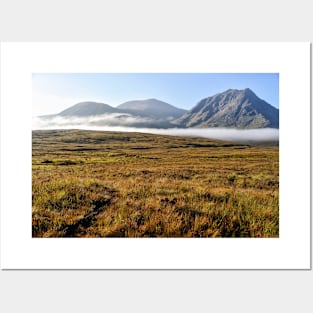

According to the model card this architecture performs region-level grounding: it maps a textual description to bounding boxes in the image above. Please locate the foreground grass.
[32,129,279,237]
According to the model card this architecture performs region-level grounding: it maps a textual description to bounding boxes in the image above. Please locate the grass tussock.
[32,129,279,237]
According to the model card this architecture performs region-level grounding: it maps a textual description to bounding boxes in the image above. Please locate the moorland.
[32,129,279,237]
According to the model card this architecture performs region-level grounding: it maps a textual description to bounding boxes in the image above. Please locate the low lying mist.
[33,115,279,143]
[142,127,279,143]
[35,113,155,127]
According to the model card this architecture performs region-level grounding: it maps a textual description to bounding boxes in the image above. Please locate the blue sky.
[32,73,279,116]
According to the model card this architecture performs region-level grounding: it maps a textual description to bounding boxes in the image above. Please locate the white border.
[0,42,310,269]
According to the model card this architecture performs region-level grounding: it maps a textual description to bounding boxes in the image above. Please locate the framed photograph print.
[0,42,310,269]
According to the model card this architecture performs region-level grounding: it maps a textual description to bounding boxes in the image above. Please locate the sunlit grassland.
[32,129,279,237]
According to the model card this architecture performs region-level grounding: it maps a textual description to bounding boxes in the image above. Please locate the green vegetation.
[32,129,279,237]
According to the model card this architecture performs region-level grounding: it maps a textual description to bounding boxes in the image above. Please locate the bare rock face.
[172,88,279,129]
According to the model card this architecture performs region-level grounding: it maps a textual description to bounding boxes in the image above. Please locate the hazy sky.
[32,73,279,116]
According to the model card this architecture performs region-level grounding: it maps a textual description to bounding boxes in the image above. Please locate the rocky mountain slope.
[172,88,279,129]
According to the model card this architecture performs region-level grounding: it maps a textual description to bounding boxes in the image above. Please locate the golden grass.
[32,129,279,237]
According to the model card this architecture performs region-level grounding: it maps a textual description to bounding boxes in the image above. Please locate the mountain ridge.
[58,101,117,116]
[172,88,279,129]
[38,89,279,129]
[117,98,187,119]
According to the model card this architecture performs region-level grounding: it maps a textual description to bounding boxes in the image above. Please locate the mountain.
[58,101,118,116]
[38,99,186,128]
[172,88,279,129]
[37,90,279,129]
[117,98,187,120]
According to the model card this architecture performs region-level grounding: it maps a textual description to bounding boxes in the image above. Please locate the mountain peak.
[117,99,187,119]
[58,101,116,117]
[146,98,161,102]
[223,88,253,95]
[172,88,279,129]
[242,87,256,96]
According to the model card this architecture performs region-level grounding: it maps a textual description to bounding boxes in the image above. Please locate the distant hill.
[117,98,187,120]
[58,101,118,116]
[39,99,185,128]
[172,88,279,129]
